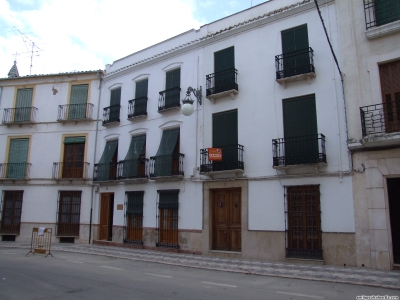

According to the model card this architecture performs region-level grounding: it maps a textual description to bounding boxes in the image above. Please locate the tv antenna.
[13,26,43,75]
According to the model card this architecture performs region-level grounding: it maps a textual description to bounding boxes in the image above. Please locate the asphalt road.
[0,248,399,300]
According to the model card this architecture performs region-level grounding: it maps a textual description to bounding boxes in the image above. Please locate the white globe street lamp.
[181,86,202,116]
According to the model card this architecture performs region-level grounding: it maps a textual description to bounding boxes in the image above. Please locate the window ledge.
[150,175,184,182]
[57,118,92,124]
[366,19,400,39]
[201,169,244,179]
[276,72,316,88]
[361,132,400,147]
[206,89,238,103]
[127,114,147,120]
[102,121,120,127]
[157,106,181,113]
[118,177,149,184]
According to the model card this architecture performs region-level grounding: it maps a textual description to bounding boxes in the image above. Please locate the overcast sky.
[0,0,267,77]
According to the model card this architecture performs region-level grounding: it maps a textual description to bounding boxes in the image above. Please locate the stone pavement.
[1,242,399,290]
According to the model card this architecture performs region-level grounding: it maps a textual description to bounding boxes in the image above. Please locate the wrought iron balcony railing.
[272,134,326,167]
[94,162,118,181]
[149,153,184,177]
[206,68,238,97]
[128,97,148,119]
[102,104,121,125]
[0,163,31,179]
[57,103,94,121]
[200,144,244,173]
[2,107,38,124]
[360,101,400,136]
[275,47,315,80]
[117,158,149,179]
[364,0,400,29]
[52,162,90,179]
[158,87,181,112]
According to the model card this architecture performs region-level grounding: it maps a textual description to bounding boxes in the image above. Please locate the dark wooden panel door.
[1,191,23,235]
[99,194,110,240]
[63,143,84,178]
[212,188,241,251]
[388,178,400,264]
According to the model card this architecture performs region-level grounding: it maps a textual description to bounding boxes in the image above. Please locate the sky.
[0,0,267,78]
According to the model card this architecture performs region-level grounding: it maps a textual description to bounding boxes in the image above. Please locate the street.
[0,248,399,300]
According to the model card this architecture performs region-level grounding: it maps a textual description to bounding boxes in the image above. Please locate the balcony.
[94,162,118,182]
[364,0,400,39]
[360,101,400,147]
[206,68,238,102]
[149,153,184,181]
[272,134,326,168]
[200,144,244,178]
[158,87,181,112]
[102,105,120,126]
[2,107,38,126]
[117,158,149,182]
[0,163,31,180]
[52,162,90,180]
[57,103,94,123]
[275,47,315,87]
[128,97,148,119]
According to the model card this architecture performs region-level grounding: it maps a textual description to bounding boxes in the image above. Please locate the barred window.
[56,191,81,237]
[157,190,179,248]
[124,191,144,245]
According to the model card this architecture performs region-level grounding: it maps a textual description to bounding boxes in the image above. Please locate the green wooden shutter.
[283,95,318,165]
[165,69,180,108]
[7,138,29,178]
[126,192,144,215]
[375,0,400,26]
[15,88,33,122]
[69,84,88,119]
[135,79,148,98]
[97,140,118,180]
[155,128,180,176]
[214,47,235,72]
[109,88,121,122]
[282,25,309,72]
[122,135,146,178]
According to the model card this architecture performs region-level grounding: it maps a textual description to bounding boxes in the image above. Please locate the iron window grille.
[57,103,94,121]
[117,158,148,179]
[364,0,400,29]
[2,107,38,124]
[124,191,144,245]
[158,87,181,112]
[149,153,184,178]
[200,144,244,173]
[94,162,118,181]
[102,104,121,125]
[52,162,90,179]
[156,190,179,249]
[0,191,23,235]
[272,134,326,167]
[206,68,238,97]
[0,163,31,179]
[275,47,315,80]
[128,97,148,118]
[284,185,323,260]
[360,100,400,136]
[56,191,81,237]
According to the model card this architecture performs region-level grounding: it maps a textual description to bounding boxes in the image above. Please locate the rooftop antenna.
[13,26,43,75]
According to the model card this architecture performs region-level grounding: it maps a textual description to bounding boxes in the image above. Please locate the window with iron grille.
[285,185,322,260]
[156,190,179,248]
[0,191,23,235]
[124,191,144,244]
[56,191,81,237]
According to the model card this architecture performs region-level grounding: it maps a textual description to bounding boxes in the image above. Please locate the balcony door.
[379,60,400,133]
[7,138,29,179]
[281,25,309,76]
[63,137,85,178]
[68,84,88,119]
[283,95,318,165]
[388,178,400,265]
[15,88,33,122]
[214,47,235,94]
[212,110,238,171]
[100,193,114,241]
[0,191,23,235]
[165,69,180,108]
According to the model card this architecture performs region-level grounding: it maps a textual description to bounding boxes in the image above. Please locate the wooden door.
[387,178,400,264]
[212,188,241,251]
[63,143,84,178]
[1,191,23,235]
[100,194,110,240]
[159,208,178,246]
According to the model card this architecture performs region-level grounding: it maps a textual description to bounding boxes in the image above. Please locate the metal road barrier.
[26,227,53,258]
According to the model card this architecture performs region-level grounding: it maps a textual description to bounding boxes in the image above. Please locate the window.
[125,191,144,244]
[68,84,89,119]
[286,185,322,260]
[0,191,23,235]
[120,135,146,179]
[374,0,400,27]
[15,88,33,122]
[159,69,181,111]
[103,88,121,125]
[96,140,118,181]
[57,191,81,237]
[151,128,181,177]
[62,137,85,178]
[7,138,29,179]
[129,79,148,118]
[157,190,179,248]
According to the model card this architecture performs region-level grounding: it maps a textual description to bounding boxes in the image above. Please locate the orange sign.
[208,148,222,161]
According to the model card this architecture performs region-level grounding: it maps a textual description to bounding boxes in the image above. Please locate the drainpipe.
[89,70,103,244]
[0,86,3,107]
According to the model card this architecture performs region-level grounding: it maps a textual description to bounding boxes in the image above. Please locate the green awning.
[154,128,179,176]
[122,135,146,178]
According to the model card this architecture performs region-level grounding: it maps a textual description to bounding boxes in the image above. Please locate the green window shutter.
[122,135,146,178]
[155,128,180,176]
[158,190,179,209]
[7,138,29,179]
[212,110,238,147]
[97,140,118,180]
[126,192,144,215]
[15,88,33,122]
[69,84,88,119]
[110,88,121,106]
[166,69,180,89]
[214,47,235,72]
[282,25,309,72]
[375,0,400,26]
[64,137,86,144]
[283,95,318,164]
[135,79,148,98]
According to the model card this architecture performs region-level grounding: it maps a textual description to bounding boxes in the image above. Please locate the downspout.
[89,70,103,244]
[0,86,3,108]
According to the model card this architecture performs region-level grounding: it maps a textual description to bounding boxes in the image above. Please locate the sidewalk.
[1,242,399,290]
